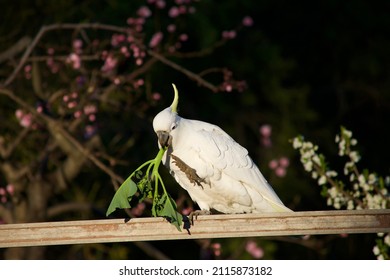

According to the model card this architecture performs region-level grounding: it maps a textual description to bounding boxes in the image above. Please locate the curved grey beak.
[156,131,171,148]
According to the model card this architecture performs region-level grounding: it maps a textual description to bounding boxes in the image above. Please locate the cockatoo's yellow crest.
[170,83,179,113]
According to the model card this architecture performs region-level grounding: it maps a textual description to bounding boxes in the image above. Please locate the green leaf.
[158,194,183,231]
[105,146,183,231]
[106,176,138,216]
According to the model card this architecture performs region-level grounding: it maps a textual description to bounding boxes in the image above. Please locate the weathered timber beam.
[0,210,389,248]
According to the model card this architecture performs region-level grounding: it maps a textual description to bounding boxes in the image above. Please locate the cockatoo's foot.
[171,154,204,187]
[188,209,211,225]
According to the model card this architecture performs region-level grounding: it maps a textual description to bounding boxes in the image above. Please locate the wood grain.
[0,210,389,248]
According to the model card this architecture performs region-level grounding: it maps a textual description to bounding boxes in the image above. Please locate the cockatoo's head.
[152,84,180,148]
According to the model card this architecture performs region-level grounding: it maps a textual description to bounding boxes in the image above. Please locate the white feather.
[153,107,292,214]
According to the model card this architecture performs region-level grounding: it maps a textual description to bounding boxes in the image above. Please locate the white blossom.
[292,137,302,149]
[312,155,321,166]
[326,170,338,178]
[368,174,377,185]
[303,161,313,172]
[344,162,354,175]
[343,129,352,138]
[318,176,327,186]
[373,245,380,255]
[350,138,357,146]
[358,174,366,185]
[349,151,360,163]
[362,183,371,192]
[338,139,346,156]
[347,200,354,210]
[384,234,390,246]
[335,135,340,143]
[302,141,314,150]
[328,187,338,198]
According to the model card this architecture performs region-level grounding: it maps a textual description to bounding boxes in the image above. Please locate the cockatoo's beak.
[156,131,172,148]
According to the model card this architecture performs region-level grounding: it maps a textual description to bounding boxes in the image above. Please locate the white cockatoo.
[152,84,292,217]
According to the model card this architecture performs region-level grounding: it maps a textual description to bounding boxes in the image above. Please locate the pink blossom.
[120,46,129,57]
[259,124,272,137]
[149,32,164,48]
[127,35,134,43]
[136,79,144,86]
[47,48,55,55]
[15,109,24,119]
[46,57,59,73]
[67,53,81,69]
[83,104,97,115]
[279,157,290,168]
[73,110,82,119]
[156,0,166,9]
[211,243,221,257]
[222,30,237,40]
[268,159,278,170]
[135,58,143,66]
[242,16,254,27]
[137,6,152,18]
[5,184,15,195]
[167,24,176,33]
[73,39,83,53]
[71,92,78,99]
[67,101,77,109]
[24,64,32,72]
[245,240,264,259]
[101,55,118,73]
[111,34,126,46]
[178,5,187,14]
[131,202,146,216]
[152,92,161,101]
[262,138,272,147]
[224,83,233,92]
[275,167,287,177]
[88,114,96,122]
[1,196,6,203]
[0,188,5,196]
[181,206,193,216]
[126,17,135,25]
[179,33,188,41]
[114,77,121,85]
[20,114,32,128]
[169,6,180,18]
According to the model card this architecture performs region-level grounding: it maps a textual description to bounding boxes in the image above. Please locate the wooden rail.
[0,210,389,248]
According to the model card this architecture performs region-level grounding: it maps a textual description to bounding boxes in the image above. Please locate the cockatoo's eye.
[171,123,177,130]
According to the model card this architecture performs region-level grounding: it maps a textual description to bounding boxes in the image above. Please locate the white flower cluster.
[292,126,390,259]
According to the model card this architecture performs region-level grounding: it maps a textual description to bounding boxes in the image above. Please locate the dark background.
[0,0,389,259]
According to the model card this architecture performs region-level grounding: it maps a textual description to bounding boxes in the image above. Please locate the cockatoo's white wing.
[174,119,291,213]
